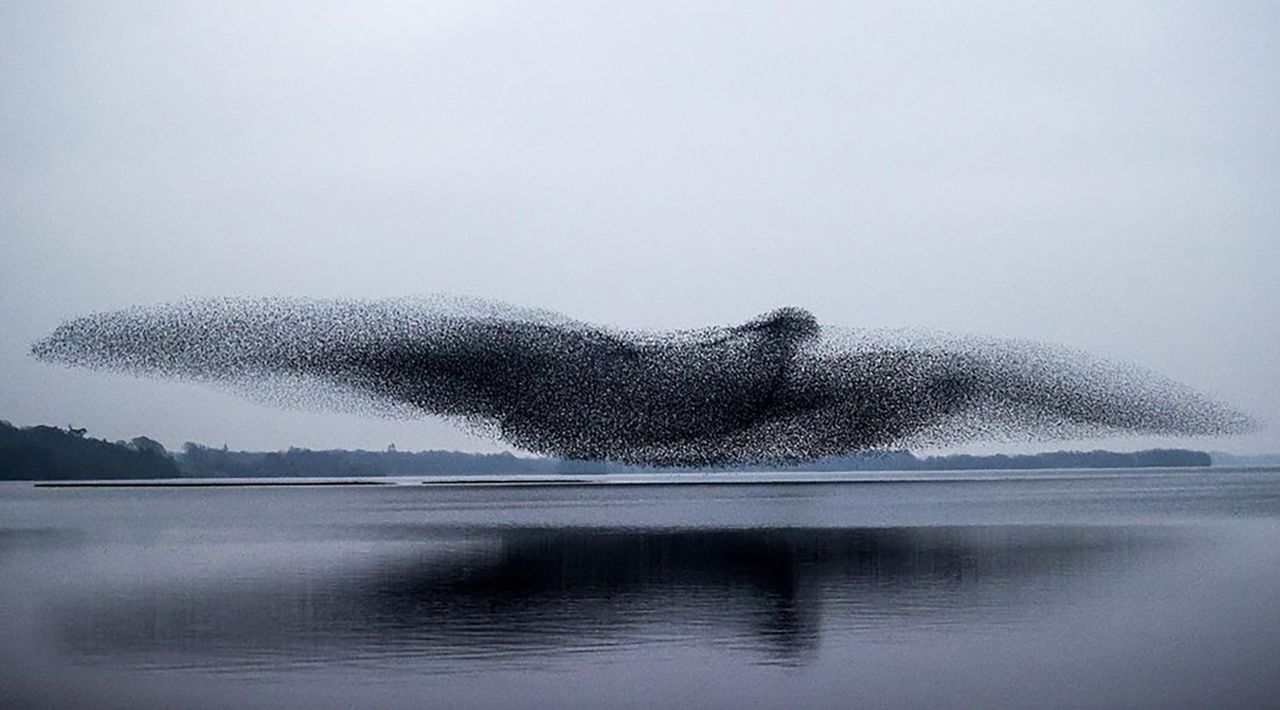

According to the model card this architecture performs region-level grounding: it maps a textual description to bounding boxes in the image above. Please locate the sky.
[1,0,1277,455]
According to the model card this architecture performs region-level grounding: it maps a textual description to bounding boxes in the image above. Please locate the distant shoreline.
[32,479,393,488]
[28,466,1270,489]
[9,418,1272,483]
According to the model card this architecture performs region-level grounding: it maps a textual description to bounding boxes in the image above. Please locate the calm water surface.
[3,468,1280,709]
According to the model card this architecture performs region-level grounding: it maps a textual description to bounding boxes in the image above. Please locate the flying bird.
[31,296,1253,466]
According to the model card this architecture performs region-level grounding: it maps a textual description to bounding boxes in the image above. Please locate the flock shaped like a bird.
[31,296,1253,466]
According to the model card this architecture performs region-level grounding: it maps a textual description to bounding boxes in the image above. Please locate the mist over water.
[4,470,1280,709]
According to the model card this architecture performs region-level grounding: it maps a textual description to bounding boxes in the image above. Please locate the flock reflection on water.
[53,524,1179,672]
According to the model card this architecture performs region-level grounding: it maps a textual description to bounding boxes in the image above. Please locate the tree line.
[0,420,180,480]
[0,419,1213,481]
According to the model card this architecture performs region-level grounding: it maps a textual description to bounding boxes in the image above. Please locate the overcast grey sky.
[2,1,1277,454]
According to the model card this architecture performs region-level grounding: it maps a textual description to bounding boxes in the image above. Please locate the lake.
[3,468,1280,709]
